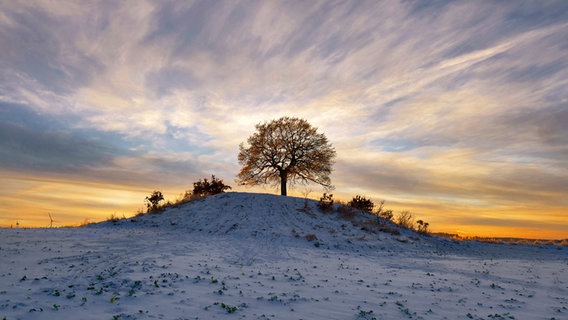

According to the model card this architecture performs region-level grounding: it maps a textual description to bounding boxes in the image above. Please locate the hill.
[101,192,424,251]
[1,192,566,319]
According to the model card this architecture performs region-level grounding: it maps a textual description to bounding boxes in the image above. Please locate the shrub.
[348,195,374,213]
[145,190,164,213]
[396,210,414,229]
[178,190,192,203]
[372,200,393,221]
[317,193,334,212]
[378,209,394,221]
[416,220,430,235]
[189,175,232,199]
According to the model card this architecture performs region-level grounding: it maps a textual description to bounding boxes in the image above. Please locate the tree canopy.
[237,117,336,196]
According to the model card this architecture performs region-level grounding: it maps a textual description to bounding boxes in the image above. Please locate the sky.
[0,0,567,239]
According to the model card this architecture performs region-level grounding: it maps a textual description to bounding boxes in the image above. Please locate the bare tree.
[238,117,336,196]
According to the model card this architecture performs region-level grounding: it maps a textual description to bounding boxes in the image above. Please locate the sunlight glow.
[1,1,566,239]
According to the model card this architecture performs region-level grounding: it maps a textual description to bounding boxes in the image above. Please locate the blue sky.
[1,1,567,238]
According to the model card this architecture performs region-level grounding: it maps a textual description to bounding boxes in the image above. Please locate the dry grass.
[305,233,318,241]
[338,205,357,220]
[107,213,122,223]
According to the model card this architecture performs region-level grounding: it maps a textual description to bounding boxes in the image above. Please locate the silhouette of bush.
[348,195,374,213]
[372,200,393,221]
[416,219,430,235]
[378,209,394,221]
[187,175,232,200]
[145,190,164,213]
[317,193,334,212]
[397,210,414,230]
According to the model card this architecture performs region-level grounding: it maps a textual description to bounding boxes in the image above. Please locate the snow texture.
[1,192,567,319]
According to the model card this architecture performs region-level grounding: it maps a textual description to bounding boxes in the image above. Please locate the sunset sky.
[1,1,567,238]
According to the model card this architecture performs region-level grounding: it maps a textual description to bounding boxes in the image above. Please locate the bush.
[396,210,414,229]
[317,193,334,212]
[348,195,374,213]
[372,200,393,221]
[145,190,164,213]
[378,209,394,221]
[188,175,232,199]
[416,220,430,235]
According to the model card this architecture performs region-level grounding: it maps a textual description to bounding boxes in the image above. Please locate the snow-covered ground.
[1,192,567,319]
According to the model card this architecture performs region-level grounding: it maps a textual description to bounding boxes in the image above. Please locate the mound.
[94,192,432,257]
[3,193,566,319]
[93,192,567,261]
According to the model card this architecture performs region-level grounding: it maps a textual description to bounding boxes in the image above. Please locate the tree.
[237,117,336,196]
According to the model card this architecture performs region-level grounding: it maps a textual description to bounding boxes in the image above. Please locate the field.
[1,193,567,319]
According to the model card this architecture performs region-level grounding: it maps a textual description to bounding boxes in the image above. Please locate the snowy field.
[1,193,567,319]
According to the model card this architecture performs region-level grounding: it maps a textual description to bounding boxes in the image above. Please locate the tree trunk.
[280,170,287,196]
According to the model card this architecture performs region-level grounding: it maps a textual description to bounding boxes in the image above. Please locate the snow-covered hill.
[1,192,567,319]
[102,192,428,252]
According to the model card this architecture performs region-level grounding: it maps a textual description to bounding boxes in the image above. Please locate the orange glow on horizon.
[0,176,566,240]
[0,173,183,228]
[435,224,568,241]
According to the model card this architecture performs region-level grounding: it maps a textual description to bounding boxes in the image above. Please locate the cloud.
[0,1,567,235]
[0,102,224,190]
[0,102,116,173]
[0,2,103,96]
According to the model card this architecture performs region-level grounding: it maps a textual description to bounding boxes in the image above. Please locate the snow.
[1,192,567,319]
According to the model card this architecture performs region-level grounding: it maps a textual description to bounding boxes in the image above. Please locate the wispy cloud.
[0,0,566,237]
